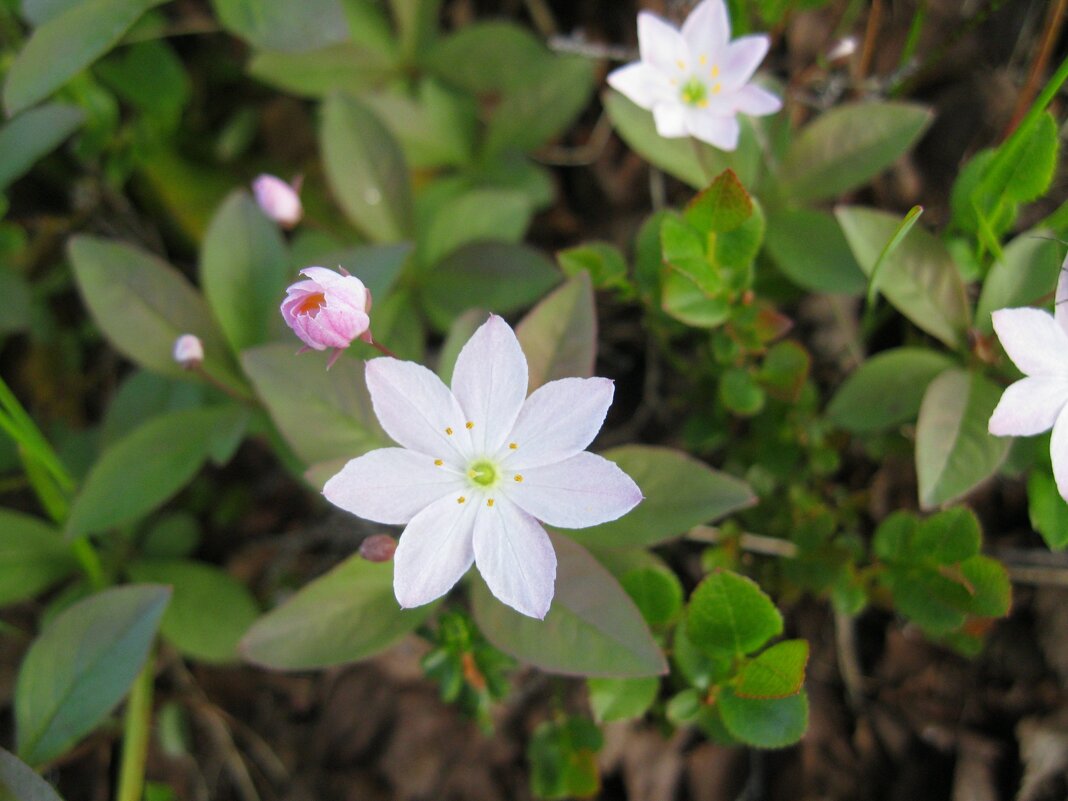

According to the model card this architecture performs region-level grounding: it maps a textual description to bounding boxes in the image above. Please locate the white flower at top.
[607,0,782,151]
[323,315,643,619]
[989,264,1068,502]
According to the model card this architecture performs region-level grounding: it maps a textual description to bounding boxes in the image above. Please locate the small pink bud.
[280,267,372,365]
[173,334,204,369]
[359,534,397,562]
[252,174,303,229]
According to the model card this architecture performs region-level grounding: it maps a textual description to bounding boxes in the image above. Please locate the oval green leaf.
[0,747,64,801]
[718,688,808,749]
[686,569,783,657]
[764,208,866,294]
[209,0,348,52]
[0,103,84,191]
[0,509,78,608]
[516,271,596,391]
[735,639,809,699]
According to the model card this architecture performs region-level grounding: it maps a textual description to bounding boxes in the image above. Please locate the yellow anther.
[699,54,708,65]
[487,498,495,507]
[711,65,720,78]
[457,496,466,504]
[676,59,686,70]
[698,98,709,108]
[711,82,722,94]
[465,421,474,429]
[509,442,518,450]
[514,474,523,483]
[445,427,453,435]
[434,459,443,466]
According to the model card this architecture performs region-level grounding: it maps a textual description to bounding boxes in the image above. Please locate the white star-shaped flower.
[989,265,1068,501]
[323,315,643,619]
[607,0,782,151]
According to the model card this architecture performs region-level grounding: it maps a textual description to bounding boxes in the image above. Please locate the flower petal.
[722,35,770,87]
[681,0,730,61]
[1056,254,1068,336]
[450,315,528,455]
[323,447,465,525]
[685,109,740,150]
[638,11,687,75]
[507,451,643,529]
[989,377,1068,437]
[607,62,674,110]
[733,83,782,116]
[653,102,688,137]
[365,357,473,458]
[473,496,556,619]
[393,492,478,609]
[1052,403,1068,503]
[502,377,615,469]
[992,307,1068,377]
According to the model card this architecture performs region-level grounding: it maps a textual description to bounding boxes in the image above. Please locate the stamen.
[711,82,722,94]
[699,54,708,65]
[514,474,523,483]
[711,65,720,78]
[465,421,474,429]
[509,442,518,450]
[487,499,495,507]
[699,99,709,108]
[434,459,443,466]
[676,59,686,70]
[445,427,453,435]
[457,496,466,504]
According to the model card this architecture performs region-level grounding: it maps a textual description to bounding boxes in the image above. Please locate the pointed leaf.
[684,169,752,234]
[975,230,1063,333]
[764,208,866,294]
[0,510,78,608]
[0,747,64,801]
[516,272,596,391]
[209,0,348,52]
[0,103,84,191]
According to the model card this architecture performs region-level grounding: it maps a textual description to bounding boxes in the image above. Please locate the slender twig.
[687,525,799,557]
[834,606,866,711]
[523,0,557,36]
[853,0,883,92]
[547,34,637,62]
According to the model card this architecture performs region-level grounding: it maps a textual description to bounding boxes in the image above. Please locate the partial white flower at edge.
[607,0,782,151]
[989,264,1068,502]
[323,315,643,619]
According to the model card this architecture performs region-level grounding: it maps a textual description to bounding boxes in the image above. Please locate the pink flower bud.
[359,534,397,562]
[173,334,204,369]
[281,267,372,364]
[252,174,303,229]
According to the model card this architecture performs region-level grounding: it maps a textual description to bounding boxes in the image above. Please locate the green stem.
[72,537,107,591]
[116,655,155,801]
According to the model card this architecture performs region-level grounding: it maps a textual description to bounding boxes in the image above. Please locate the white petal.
[681,0,730,61]
[502,377,614,469]
[607,62,674,110]
[722,35,770,87]
[1055,253,1068,336]
[686,109,740,150]
[991,308,1068,377]
[393,492,478,609]
[472,496,556,619]
[653,102,688,137]
[988,377,1068,437]
[734,83,782,116]
[1052,404,1068,503]
[638,11,687,75]
[507,451,643,529]
[450,315,528,455]
[323,447,465,525]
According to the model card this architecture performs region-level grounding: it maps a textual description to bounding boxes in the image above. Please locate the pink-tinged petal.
[992,308,1068,377]
[323,447,466,525]
[1056,253,1068,336]
[394,492,478,609]
[252,174,302,228]
[681,0,731,61]
[721,35,770,87]
[733,83,782,116]
[472,496,556,619]
[988,377,1068,437]
[507,451,642,529]
[1052,403,1068,503]
[653,102,688,137]
[451,315,528,454]
[503,377,614,469]
[638,11,687,75]
[686,109,740,150]
[607,62,674,110]
[365,357,473,459]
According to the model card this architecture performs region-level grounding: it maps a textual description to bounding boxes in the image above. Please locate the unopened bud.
[826,37,857,63]
[173,334,204,369]
[252,173,303,229]
[359,534,397,562]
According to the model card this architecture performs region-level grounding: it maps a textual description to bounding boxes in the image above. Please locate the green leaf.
[126,559,259,663]
[420,188,533,267]
[975,231,1063,333]
[16,585,170,766]
[735,640,809,699]
[684,169,752,234]
[620,566,683,627]
[1028,471,1068,551]
[872,511,918,563]
[389,0,440,62]
[764,208,866,295]
[913,507,981,565]
[471,533,667,677]
[587,676,659,723]
[557,242,628,291]
[241,554,432,669]
[719,367,765,416]
[423,21,550,94]
[915,369,1010,509]
[867,205,925,306]
[418,241,559,331]
[528,716,603,800]
[99,370,205,447]
[320,242,412,303]
[686,570,783,657]
[883,567,970,634]
[201,190,289,351]
[0,509,78,608]
[20,0,81,25]
[661,268,731,328]
[717,688,808,749]
[365,79,475,168]
[515,272,596,391]
[575,446,756,549]
[210,0,348,52]
[321,93,413,242]
[758,341,810,403]
[247,44,396,98]
[68,236,245,393]
[777,102,933,203]
[0,265,32,336]
[242,344,387,466]
[826,348,955,433]
[66,406,247,538]
[959,555,1011,618]
[0,103,84,191]
[3,0,163,116]
[836,206,970,348]
[0,747,64,801]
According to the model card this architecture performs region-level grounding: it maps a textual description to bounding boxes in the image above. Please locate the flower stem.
[116,654,155,801]
[370,340,398,359]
